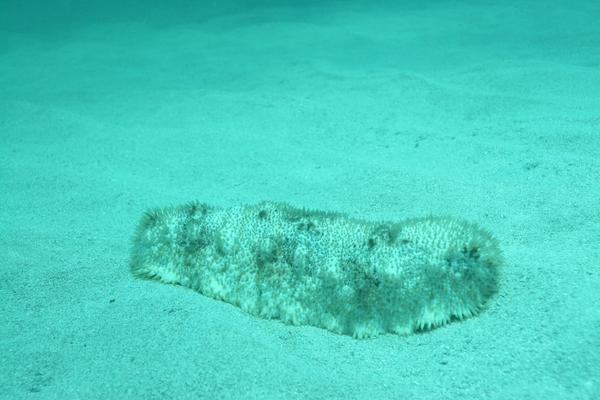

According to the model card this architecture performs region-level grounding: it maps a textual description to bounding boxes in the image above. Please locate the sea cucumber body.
[131,201,502,338]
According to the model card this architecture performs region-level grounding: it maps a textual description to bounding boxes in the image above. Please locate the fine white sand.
[1,1,599,399]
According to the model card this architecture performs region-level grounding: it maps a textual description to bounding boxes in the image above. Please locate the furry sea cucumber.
[130,201,502,338]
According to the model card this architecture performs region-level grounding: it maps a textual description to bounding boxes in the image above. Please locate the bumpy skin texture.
[131,201,502,338]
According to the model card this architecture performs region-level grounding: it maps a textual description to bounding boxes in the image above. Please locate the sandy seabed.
[1,1,599,399]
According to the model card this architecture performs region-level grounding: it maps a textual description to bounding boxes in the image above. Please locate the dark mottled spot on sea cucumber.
[367,237,376,249]
[460,245,480,260]
[258,209,268,219]
[469,247,480,259]
[297,220,317,232]
[373,223,402,245]
[387,224,402,244]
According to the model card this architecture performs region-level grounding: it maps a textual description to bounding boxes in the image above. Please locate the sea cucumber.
[130,201,502,338]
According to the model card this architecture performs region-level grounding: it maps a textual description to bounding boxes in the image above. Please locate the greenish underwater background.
[1,1,599,399]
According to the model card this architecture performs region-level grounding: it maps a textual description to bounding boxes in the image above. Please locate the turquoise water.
[1,1,599,399]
